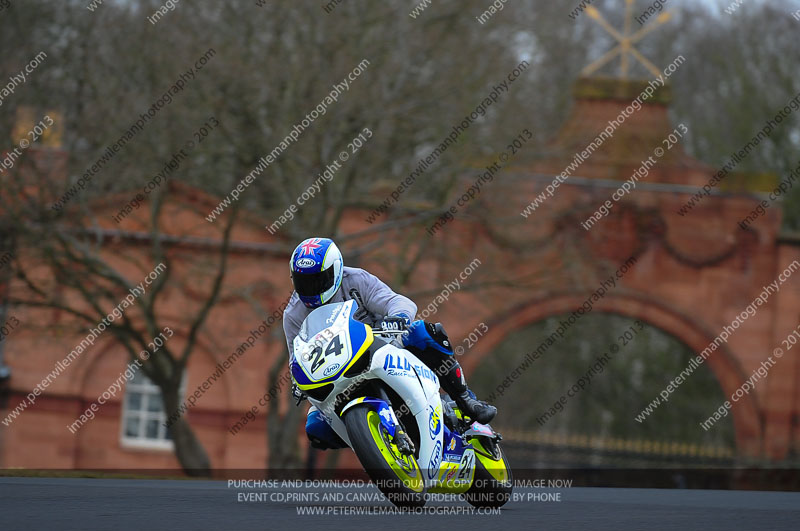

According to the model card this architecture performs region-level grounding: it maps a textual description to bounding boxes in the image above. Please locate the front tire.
[343,405,426,508]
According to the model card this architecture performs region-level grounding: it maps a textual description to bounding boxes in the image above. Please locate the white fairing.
[371,344,445,485]
[293,302,353,383]
[308,341,446,487]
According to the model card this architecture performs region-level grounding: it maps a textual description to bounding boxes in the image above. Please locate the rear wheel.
[343,406,425,508]
[463,438,512,508]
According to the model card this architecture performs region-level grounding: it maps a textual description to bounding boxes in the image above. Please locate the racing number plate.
[299,332,350,381]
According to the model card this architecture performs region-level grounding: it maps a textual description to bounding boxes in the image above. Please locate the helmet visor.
[291,267,335,297]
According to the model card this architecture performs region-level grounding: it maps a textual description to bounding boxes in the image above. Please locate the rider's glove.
[380,315,410,332]
[291,382,306,406]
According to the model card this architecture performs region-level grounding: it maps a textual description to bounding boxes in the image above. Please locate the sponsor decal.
[443,453,461,463]
[378,404,397,427]
[443,436,461,462]
[428,405,441,439]
[428,440,442,479]
[323,363,341,377]
[384,354,411,373]
[325,302,346,325]
[413,363,437,383]
[382,354,437,383]
[295,257,317,268]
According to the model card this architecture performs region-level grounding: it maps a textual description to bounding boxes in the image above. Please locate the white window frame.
[120,368,186,451]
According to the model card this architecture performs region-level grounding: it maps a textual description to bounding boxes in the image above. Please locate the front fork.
[339,389,414,456]
[375,385,415,456]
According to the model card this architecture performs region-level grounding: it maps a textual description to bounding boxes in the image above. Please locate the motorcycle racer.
[283,237,496,449]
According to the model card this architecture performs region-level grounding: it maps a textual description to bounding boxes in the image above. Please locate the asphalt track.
[1,478,799,530]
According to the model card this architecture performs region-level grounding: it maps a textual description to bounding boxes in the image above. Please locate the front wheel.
[343,405,426,508]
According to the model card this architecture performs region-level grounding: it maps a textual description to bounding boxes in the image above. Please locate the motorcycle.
[290,300,512,508]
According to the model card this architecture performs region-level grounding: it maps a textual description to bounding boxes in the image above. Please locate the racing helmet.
[290,237,343,308]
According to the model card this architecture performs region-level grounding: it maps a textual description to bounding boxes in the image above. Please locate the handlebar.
[372,329,407,338]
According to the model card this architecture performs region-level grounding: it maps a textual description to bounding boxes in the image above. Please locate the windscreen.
[300,302,348,339]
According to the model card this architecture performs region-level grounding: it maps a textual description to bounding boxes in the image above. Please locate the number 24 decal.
[310,334,345,372]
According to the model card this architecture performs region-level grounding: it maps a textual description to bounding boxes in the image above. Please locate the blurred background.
[0,0,799,489]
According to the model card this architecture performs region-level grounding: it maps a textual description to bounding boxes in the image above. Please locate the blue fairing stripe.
[348,315,367,350]
[346,300,359,320]
[291,360,313,387]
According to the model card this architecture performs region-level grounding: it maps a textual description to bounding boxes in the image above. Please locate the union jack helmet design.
[290,237,343,308]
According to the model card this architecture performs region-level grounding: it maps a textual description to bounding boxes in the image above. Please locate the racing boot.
[439,360,497,425]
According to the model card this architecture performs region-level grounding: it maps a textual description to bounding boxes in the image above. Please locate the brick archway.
[460,292,762,456]
[65,333,237,468]
[431,75,800,460]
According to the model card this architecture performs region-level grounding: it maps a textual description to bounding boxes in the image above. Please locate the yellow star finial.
[582,0,672,80]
